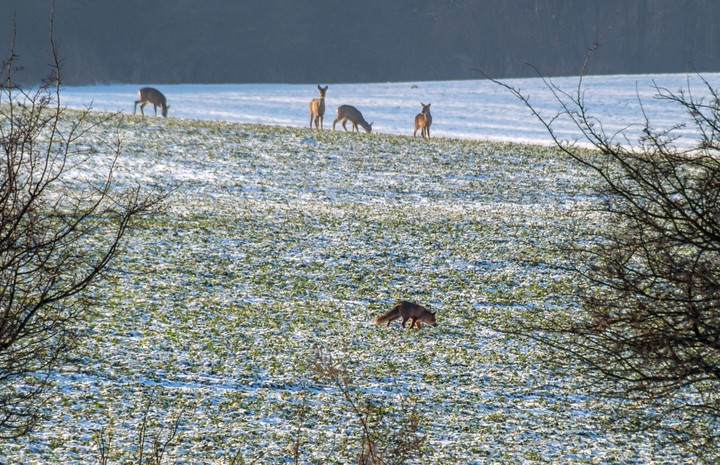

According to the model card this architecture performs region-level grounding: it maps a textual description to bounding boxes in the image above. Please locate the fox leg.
[408,317,417,329]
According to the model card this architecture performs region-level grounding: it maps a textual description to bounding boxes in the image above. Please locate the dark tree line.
[2,0,720,86]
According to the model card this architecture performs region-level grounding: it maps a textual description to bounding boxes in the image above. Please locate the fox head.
[426,311,437,326]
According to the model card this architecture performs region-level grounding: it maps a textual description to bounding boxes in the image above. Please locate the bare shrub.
[486,50,720,462]
[311,351,426,465]
[0,10,165,438]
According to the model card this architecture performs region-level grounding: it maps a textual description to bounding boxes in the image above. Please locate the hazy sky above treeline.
[3,1,719,85]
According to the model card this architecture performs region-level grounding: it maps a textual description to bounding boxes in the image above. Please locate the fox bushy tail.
[373,304,400,325]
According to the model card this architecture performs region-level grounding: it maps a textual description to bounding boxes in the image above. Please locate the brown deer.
[413,102,432,139]
[309,85,328,129]
[133,87,169,117]
[333,105,373,133]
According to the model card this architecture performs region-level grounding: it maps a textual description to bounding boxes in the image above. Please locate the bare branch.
[487,48,720,463]
[0,6,166,438]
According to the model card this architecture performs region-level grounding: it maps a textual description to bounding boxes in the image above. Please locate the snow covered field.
[60,73,718,145]
[4,73,712,463]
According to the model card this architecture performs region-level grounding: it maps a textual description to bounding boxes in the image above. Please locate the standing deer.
[413,102,432,139]
[333,105,373,133]
[309,85,328,129]
[134,87,169,117]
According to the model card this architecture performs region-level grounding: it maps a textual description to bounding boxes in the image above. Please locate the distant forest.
[3,0,720,85]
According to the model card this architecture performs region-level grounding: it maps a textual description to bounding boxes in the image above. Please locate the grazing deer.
[133,87,169,117]
[309,85,328,129]
[333,105,373,133]
[413,102,432,139]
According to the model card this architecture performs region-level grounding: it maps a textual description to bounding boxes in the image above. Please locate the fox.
[374,300,437,329]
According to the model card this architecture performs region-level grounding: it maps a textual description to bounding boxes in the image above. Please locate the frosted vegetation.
[4,112,691,463]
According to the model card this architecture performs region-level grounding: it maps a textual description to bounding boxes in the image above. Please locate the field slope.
[5,115,689,463]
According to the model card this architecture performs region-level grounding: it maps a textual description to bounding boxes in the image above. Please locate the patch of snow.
[60,73,719,146]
